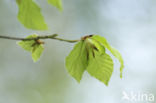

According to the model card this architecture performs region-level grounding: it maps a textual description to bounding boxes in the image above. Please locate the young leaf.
[16,0,47,30]
[86,43,114,85]
[31,44,44,62]
[65,41,88,82]
[92,35,124,78]
[18,34,44,62]
[47,0,63,11]
[18,34,37,51]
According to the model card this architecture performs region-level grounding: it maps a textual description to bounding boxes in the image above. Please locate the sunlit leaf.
[65,41,88,82]
[47,0,63,11]
[92,35,124,78]
[16,0,47,30]
[87,49,114,85]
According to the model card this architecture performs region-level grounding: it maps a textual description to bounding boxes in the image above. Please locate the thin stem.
[52,37,79,43]
[0,34,80,43]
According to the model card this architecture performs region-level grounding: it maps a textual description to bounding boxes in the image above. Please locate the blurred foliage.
[16,0,48,30]
[48,0,63,11]
[16,0,62,30]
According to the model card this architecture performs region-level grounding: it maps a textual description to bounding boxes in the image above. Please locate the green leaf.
[18,34,44,62]
[86,38,106,53]
[65,41,88,82]
[32,44,44,62]
[18,34,37,51]
[87,49,114,86]
[47,0,63,11]
[16,0,48,30]
[92,35,124,78]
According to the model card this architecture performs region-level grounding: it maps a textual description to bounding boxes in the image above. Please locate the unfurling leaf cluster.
[18,34,44,62]
[66,35,124,85]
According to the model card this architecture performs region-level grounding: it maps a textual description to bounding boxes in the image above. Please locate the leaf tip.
[75,79,81,83]
[120,73,123,78]
[47,0,63,12]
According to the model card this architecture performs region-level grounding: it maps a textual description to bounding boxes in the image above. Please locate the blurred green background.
[0,0,156,103]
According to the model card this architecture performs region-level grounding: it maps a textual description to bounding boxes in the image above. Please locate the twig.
[0,34,79,43]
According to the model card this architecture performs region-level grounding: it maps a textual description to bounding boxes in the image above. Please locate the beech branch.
[0,34,79,43]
